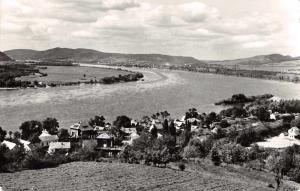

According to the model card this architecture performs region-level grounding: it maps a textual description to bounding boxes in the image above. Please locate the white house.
[270,113,277,121]
[211,127,219,134]
[1,140,16,150]
[121,127,137,134]
[19,139,31,151]
[288,127,300,139]
[122,132,140,145]
[174,120,184,130]
[131,119,138,126]
[39,130,59,147]
[48,142,71,154]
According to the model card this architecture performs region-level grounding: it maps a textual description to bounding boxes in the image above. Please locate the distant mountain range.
[208,54,297,66]
[4,48,205,67]
[4,47,299,66]
[0,51,12,61]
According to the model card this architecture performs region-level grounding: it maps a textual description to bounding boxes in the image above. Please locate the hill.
[0,162,296,190]
[209,54,297,66]
[0,51,12,61]
[4,47,205,67]
[4,49,38,60]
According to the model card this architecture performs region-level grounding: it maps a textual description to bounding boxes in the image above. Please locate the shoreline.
[98,63,300,85]
[1,65,144,90]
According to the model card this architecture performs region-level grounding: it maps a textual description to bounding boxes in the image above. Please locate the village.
[1,94,300,188]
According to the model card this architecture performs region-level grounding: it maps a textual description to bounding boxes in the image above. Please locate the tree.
[291,117,300,128]
[8,131,13,139]
[211,147,221,166]
[160,111,170,119]
[205,112,218,126]
[251,107,270,121]
[58,128,70,142]
[0,127,7,142]
[42,118,59,135]
[169,121,176,136]
[132,132,154,152]
[13,131,21,140]
[150,125,158,139]
[89,115,105,127]
[236,128,258,147]
[185,108,198,119]
[113,115,131,128]
[19,120,43,143]
[163,119,169,134]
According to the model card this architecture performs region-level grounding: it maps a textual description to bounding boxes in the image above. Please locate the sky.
[1,0,300,60]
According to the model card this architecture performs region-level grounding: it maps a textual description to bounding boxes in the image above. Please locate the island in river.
[0,62,143,89]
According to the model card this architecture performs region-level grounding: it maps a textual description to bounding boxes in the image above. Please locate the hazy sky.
[1,0,300,59]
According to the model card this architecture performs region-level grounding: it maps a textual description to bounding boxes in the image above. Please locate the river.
[1,64,300,132]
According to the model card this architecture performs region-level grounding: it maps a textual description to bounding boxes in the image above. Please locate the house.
[70,121,95,139]
[19,139,31,151]
[96,133,121,157]
[131,119,138,126]
[270,113,277,121]
[1,140,31,151]
[174,120,184,130]
[48,142,70,153]
[121,127,137,134]
[94,126,105,135]
[186,118,201,125]
[211,127,219,134]
[97,133,114,148]
[1,140,16,150]
[288,127,300,139]
[122,132,140,145]
[39,130,59,147]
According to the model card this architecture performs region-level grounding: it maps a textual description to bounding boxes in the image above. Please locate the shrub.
[23,153,59,169]
[236,128,260,147]
[287,167,300,183]
[211,147,221,166]
[178,162,185,171]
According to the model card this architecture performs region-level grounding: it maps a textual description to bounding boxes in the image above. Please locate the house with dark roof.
[70,121,96,139]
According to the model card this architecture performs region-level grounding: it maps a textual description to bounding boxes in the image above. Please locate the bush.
[178,162,185,171]
[236,128,261,147]
[211,147,221,166]
[287,167,300,183]
[23,153,59,169]
[69,147,100,162]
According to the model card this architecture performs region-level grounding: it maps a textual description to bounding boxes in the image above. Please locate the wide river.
[1,64,300,132]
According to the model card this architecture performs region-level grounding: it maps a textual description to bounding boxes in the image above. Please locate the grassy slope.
[0,162,297,191]
[0,51,12,61]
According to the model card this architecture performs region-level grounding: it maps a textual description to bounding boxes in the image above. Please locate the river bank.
[10,65,144,90]
[103,62,300,84]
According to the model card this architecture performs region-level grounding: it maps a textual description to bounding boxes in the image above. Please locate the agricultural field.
[16,66,131,83]
[0,162,296,191]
